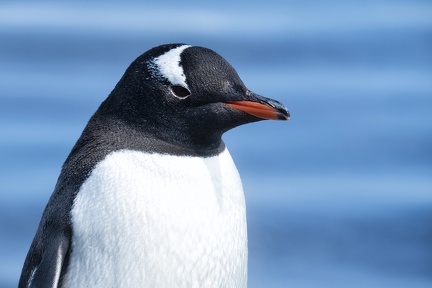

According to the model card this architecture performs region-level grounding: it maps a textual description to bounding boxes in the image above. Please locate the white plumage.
[150,44,191,89]
[62,148,248,288]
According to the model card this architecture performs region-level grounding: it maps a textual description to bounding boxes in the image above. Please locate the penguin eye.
[170,85,191,98]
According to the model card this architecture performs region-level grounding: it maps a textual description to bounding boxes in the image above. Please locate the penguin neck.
[143,119,227,155]
[139,126,227,157]
[82,114,227,158]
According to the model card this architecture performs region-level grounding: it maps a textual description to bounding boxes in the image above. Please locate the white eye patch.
[149,45,192,89]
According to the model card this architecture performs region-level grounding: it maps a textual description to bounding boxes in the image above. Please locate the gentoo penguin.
[19,43,289,288]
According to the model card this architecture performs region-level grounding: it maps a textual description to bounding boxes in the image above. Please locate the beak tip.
[273,107,290,120]
[275,113,291,121]
[281,110,290,120]
[280,114,290,121]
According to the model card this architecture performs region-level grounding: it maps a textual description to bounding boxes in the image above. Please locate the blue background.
[1,1,431,287]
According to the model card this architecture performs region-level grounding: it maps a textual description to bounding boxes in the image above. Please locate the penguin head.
[100,44,289,151]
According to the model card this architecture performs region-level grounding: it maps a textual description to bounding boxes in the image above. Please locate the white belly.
[61,149,248,288]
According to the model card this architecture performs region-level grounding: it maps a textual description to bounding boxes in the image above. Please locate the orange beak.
[226,100,289,120]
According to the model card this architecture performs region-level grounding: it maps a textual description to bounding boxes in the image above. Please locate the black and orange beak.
[226,93,289,120]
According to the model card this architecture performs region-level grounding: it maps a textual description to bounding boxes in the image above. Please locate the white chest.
[61,149,248,288]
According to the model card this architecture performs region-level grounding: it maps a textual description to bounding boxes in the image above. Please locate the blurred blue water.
[1,1,432,287]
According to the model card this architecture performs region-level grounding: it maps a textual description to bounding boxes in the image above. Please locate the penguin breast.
[61,148,248,288]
